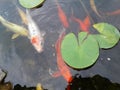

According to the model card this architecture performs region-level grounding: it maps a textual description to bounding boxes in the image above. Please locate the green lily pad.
[93,23,120,49]
[61,32,99,69]
[19,0,45,8]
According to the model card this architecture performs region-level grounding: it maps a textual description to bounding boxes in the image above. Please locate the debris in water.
[0,69,7,82]
[107,58,111,61]
[0,82,13,90]
[36,83,43,90]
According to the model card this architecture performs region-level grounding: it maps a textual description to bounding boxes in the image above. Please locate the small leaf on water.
[61,32,99,69]
[19,0,45,8]
[93,23,120,48]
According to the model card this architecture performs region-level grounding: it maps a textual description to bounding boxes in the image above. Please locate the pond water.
[0,0,120,90]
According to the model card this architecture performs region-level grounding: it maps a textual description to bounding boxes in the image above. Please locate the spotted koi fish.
[26,9,44,53]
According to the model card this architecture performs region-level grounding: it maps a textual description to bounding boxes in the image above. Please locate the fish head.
[31,35,44,53]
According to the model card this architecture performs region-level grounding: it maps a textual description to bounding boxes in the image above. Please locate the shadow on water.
[0,0,120,90]
[66,74,120,90]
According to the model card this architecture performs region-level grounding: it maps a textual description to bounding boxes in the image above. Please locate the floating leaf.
[93,23,120,49]
[19,0,45,8]
[61,32,99,69]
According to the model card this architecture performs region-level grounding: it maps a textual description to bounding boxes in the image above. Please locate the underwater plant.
[61,23,120,69]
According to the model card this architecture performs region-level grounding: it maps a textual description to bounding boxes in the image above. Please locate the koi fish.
[106,9,120,16]
[55,0,69,28]
[26,9,44,53]
[49,31,73,83]
[36,83,43,90]
[0,15,29,39]
[17,7,28,25]
[90,0,101,17]
[72,16,91,32]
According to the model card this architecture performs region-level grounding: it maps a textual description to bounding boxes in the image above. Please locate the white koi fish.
[26,9,44,53]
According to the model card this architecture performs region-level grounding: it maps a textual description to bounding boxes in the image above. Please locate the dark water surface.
[0,0,120,90]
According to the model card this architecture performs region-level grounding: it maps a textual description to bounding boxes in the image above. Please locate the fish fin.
[41,31,46,37]
[0,15,6,22]
[12,34,19,39]
[49,68,61,77]
[52,71,61,77]
[83,16,90,26]
[6,29,11,32]
[90,0,101,17]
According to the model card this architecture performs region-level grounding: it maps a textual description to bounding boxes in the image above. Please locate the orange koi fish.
[72,16,91,32]
[49,31,73,83]
[55,0,69,28]
[106,9,120,16]
[90,0,101,17]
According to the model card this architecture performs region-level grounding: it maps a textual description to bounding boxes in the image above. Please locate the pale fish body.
[17,7,28,25]
[90,0,101,17]
[36,83,43,90]
[0,15,29,39]
[26,9,44,53]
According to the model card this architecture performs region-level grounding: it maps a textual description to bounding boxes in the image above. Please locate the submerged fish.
[0,15,29,39]
[36,83,43,90]
[17,7,28,25]
[72,16,91,32]
[106,9,120,16]
[55,0,69,28]
[90,0,101,17]
[26,9,44,53]
[49,31,73,83]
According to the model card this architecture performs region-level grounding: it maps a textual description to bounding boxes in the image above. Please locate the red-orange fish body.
[51,31,73,83]
[72,16,90,32]
[56,0,69,28]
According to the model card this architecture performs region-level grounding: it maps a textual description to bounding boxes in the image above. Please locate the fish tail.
[106,9,120,16]
[0,16,6,22]
[70,7,76,23]
[26,9,30,18]
[90,0,101,17]
[17,8,28,25]
[12,1,28,25]
[26,9,32,22]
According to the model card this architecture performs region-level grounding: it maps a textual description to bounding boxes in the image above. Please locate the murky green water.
[0,0,120,90]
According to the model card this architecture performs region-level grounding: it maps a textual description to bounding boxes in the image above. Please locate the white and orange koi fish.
[26,9,44,53]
